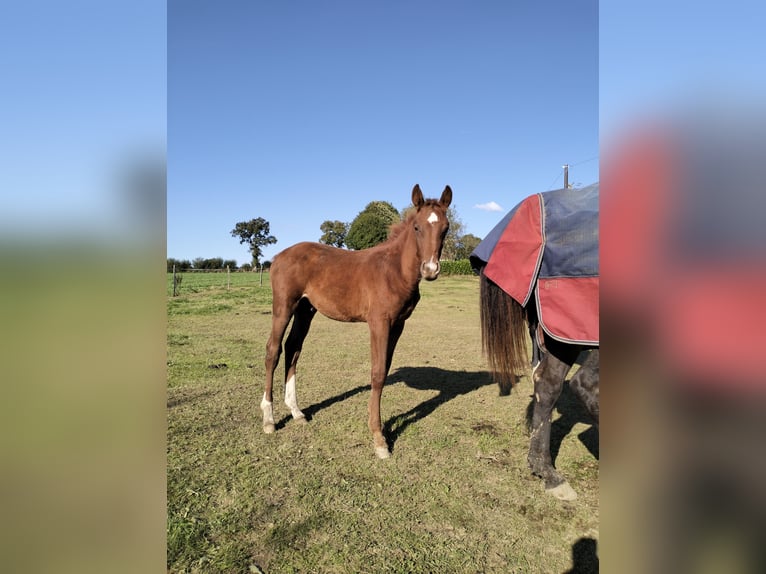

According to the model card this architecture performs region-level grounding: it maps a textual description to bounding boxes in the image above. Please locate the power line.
[547,169,564,190]
[569,155,598,167]
[547,156,598,190]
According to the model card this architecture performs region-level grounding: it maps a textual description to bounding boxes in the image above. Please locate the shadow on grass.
[383,366,495,453]
[563,537,598,574]
[275,384,370,430]
[275,367,495,442]
[265,512,330,553]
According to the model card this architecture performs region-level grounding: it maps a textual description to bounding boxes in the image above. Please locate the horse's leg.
[385,320,405,374]
[263,295,295,434]
[528,352,577,500]
[368,318,394,459]
[569,349,599,425]
[282,298,316,424]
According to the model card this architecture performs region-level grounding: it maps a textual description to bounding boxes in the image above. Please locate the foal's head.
[410,184,452,281]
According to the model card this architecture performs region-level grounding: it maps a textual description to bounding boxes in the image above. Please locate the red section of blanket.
[536,276,599,344]
[483,195,542,307]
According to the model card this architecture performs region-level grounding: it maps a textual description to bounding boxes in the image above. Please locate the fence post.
[259,264,263,287]
[226,265,230,290]
[172,264,177,297]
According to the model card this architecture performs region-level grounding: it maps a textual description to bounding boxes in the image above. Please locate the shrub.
[439,259,475,275]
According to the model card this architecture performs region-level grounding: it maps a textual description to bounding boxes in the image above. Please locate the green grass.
[167,270,269,296]
[167,275,599,573]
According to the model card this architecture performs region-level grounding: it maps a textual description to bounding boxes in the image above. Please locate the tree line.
[167,257,243,272]
[168,198,484,271]
[319,200,482,260]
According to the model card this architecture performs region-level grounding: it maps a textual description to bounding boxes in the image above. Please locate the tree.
[230,217,277,266]
[440,206,465,260]
[454,233,482,260]
[319,220,349,248]
[365,200,401,223]
[167,257,192,272]
[346,201,400,250]
[190,257,226,269]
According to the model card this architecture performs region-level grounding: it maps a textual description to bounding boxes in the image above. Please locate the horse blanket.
[470,183,599,345]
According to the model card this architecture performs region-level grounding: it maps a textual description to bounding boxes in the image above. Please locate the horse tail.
[479,270,529,394]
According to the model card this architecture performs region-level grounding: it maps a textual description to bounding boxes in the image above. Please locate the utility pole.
[563,164,570,189]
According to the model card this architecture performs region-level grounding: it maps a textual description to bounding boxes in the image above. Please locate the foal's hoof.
[546,481,577,501]
[263,423,276,434]
[294,415,307,425]
[374,445,391,459]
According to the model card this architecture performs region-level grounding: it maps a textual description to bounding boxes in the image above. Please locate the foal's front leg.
[368,319,400,459]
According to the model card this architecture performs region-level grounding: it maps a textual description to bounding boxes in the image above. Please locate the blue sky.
[600,0,766,139]
[168,1,598,265]
[2,1,762,266]
[0,0,166,240]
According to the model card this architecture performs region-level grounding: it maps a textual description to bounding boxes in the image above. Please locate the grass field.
[168,269,268,296]
[167,274,599,573]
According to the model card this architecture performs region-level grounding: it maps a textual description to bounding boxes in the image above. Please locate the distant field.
[167,270,269,296]
[167,275,599,573]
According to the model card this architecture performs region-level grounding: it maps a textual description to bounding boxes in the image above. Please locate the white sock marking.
[285,375,305,419]
[260,393,275,428]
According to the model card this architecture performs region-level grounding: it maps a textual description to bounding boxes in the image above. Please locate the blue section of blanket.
[470,183,599,278]
[538,183,599,278]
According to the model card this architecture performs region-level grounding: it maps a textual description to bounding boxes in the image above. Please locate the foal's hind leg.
[282,298,316,424]
[263,296,297,433]
[528,352,577,500]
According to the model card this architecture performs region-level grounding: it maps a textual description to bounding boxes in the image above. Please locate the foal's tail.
[479,270,529,394]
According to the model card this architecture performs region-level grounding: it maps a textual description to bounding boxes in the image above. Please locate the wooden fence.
[168,266,268,296]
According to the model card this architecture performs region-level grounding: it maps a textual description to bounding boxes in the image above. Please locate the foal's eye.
[414,224,420,232]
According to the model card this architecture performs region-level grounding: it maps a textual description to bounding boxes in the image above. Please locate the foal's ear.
[412,184,424,208]
[440,185,453,208]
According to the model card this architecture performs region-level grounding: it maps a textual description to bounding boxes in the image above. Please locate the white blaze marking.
[427,211,439,224]
[284,375,304,419]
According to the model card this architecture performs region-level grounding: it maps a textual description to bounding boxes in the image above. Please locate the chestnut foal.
[262,185,452,458]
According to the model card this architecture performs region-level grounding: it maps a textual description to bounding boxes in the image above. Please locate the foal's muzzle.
[420,259,441,281]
